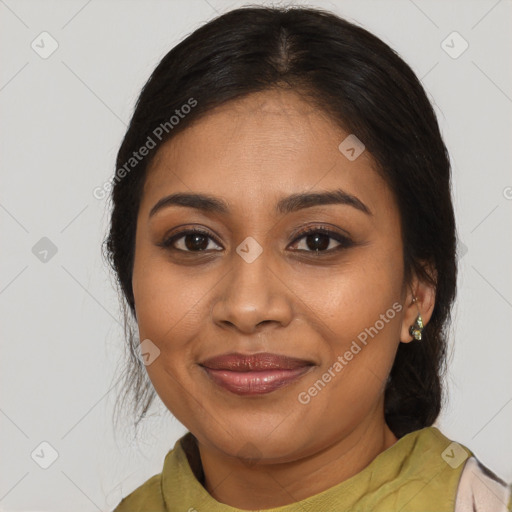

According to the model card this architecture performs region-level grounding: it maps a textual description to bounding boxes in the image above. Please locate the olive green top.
[113,426,472,511]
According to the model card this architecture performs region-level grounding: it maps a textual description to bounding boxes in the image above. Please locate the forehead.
[141,89,392,218]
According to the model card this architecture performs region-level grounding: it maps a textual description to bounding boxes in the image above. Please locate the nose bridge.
[210,240,292,332]
[232,243,271,301]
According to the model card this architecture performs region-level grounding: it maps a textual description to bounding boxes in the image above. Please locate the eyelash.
[158,225,354,256]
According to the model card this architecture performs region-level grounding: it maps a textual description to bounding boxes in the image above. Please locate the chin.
[197,421,313,464]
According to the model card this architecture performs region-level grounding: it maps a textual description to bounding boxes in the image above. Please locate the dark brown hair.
[103,5,457,439]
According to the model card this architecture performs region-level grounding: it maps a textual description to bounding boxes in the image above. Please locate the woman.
[104,6,511,511]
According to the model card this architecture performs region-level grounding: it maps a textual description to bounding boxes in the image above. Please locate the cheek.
[294,241,404,400]
[132,251,210,349]
[131,253,210,427]
[293,243,403,340]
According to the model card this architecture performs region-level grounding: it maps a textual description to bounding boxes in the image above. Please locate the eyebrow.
[148,188,372,219]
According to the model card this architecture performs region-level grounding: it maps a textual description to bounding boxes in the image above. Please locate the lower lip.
[201,366,314,395]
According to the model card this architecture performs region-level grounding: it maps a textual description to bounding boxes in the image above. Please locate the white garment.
[455,456,512,512]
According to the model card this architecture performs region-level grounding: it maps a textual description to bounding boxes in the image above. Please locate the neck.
[196,412,398,510]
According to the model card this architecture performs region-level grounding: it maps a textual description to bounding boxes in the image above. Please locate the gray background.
[1,0,511,510]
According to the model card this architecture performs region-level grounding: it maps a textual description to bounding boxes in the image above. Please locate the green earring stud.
[409,313,424,341]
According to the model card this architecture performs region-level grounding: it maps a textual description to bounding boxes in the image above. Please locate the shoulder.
[455,456,512,512]
[111,432,194,511]
[111,472,165,512]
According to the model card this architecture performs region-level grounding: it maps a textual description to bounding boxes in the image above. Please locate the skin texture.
[131,88,436,509]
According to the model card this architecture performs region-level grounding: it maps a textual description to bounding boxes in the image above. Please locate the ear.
[400,263,437,344]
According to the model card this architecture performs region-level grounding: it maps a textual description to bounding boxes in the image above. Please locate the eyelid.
[158,226,223,251]
[158,223,354,255]
[289,225,354,252]
[290,223,352,242]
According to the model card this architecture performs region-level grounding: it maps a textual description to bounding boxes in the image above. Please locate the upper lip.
[199,352,315,371]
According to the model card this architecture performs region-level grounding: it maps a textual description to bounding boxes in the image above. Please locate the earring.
[409,313,424,341]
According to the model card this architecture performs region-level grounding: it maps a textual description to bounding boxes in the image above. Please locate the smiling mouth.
[199,352,315,395]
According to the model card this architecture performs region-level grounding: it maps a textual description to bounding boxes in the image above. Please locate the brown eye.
[289,227,354,254]
[159,229,223,253]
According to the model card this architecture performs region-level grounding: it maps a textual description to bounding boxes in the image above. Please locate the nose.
[210,248,294,334]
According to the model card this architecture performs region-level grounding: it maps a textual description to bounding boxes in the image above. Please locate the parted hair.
[103,5,458,439]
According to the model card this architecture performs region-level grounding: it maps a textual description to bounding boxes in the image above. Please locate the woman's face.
[132,89,425,463]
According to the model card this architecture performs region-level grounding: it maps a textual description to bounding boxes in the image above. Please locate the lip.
[199,352,315,395]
